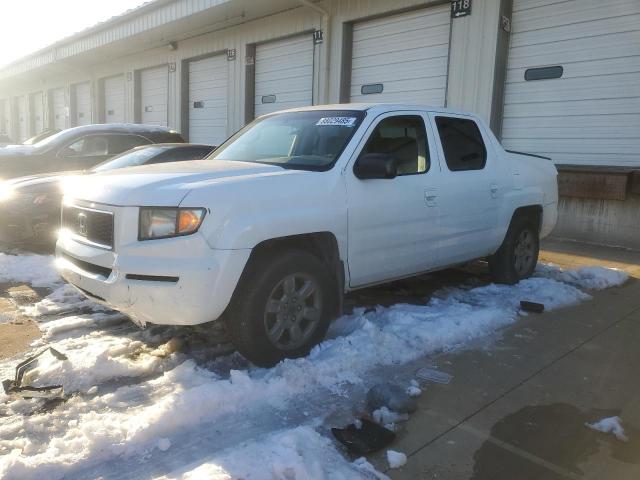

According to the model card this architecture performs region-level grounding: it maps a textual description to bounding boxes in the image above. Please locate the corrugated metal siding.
[16,96,28,141]
[104,75,126,123]
[52,88,67,130]
[141,65,169,126]
[502,0,640,167]
[74,82,93,126]
[254,34,314,117]
[188,54,228,145]
[350,5,450,105]
[31,92,44,134]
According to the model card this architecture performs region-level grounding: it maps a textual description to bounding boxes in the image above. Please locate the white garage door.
[140,65,169,126]
[74,82,92,126]
[16,96,28,142]
[254,34,314,117]
[350,5,451,105]
[52,88,66,130]
[104,75,125,124]
[188,55,228,145]
[502,0,640,167]
[31,92,44,135]
[0,100,7,134]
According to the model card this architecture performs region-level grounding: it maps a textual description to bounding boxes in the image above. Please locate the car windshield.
[91,145,167,173]
[210,110,366,171]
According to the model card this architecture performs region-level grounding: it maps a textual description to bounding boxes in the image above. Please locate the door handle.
[490,184,499,199]
[424,189,437,207]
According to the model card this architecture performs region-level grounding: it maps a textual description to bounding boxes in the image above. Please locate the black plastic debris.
[332,418,396,455]
[520,300,545,313]
[2,347,68,400]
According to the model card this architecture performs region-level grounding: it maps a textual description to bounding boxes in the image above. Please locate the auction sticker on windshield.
[316,117,357,127]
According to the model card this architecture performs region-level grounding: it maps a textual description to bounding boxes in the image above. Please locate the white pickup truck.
[56,104,558,366]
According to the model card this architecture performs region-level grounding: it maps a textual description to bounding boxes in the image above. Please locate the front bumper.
[55,206,251,326]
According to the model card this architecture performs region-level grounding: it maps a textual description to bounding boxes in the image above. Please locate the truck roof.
[278,103,477,117]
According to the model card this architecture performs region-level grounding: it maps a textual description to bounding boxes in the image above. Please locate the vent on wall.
[525,66,563,81]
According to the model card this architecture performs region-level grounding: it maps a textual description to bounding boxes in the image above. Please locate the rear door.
[429,114,501,265]
[345,111,442,287]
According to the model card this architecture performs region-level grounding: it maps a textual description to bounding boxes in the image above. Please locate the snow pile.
[586,416,628,441]
[536,264,629,290]
[386,450,407,469]
[0,253,60,288]
[158,427,386,480]
[0,256,630,480]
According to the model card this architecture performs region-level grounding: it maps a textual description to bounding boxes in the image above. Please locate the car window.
[435,116,487,171]
[151,146,213,164]
[109,135,151,155]
[62,135,109,157]
[361,115,429,175]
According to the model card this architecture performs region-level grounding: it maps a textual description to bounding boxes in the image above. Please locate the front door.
[345,112,442,287]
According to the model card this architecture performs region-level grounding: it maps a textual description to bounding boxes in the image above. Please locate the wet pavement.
[383,240,640,479]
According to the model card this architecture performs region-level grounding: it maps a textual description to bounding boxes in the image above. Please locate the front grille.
[62,205,114,249]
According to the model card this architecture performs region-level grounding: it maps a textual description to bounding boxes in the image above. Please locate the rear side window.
[109,135,151,155]
[435,117,486,171]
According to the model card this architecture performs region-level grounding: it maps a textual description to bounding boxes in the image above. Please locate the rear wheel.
[489,215,539,284]
[224,250,336,367]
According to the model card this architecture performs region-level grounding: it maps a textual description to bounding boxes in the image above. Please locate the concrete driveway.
[376,240,640,479]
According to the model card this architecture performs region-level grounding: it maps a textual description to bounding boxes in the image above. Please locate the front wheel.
[224,250,336,367]
[489,216,540,284]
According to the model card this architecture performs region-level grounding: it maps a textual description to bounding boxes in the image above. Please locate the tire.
[489,215,540,285]
[224,250,337,367]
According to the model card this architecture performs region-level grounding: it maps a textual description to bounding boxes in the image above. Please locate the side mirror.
[354,153,397,180]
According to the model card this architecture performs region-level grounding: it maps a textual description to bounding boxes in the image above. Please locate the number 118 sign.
[451,0,472,18]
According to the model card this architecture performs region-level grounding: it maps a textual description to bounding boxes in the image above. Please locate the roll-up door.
[188,55,228,145]
[74,82,92,126]
[350,5,451,105]
[104,75,125,124]
[0,100,7,135]
[51,88,66,130]
[254,34,314,117]
[16,96,28,142]
[31,92,44,135]
[501,0,640,167]
[140,65,169,126]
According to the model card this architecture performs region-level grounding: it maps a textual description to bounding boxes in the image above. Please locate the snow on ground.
[586,416,628,441]
[0,255,629,479]
[386,450,407,469]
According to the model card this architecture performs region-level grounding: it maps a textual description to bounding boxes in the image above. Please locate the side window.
[62,135,109,157]
[151,147,212,164]
[361,116,428,175]
[435,117,487,171]
[109,135,151,155]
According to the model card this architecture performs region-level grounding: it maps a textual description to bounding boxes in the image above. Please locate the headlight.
[139,207,206,240]
[0,184,14,202]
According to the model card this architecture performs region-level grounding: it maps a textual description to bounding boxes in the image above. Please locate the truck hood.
[63,160,290,206]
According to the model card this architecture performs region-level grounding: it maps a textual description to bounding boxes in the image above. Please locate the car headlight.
[0,184,14,202]
[139,207,206,240]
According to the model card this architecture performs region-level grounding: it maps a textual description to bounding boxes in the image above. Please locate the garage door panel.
[52,88,66,130]
[74,83,92,126]
[32,92,44,134]
[188,55,228,145]
[350,6,450,106]
[16,97,27,141]
[104,76,125,124]
[511,0,639,32]
[141,66,168,127]
[255,34,314,117]
[510,13,640,49]
[502,0,640,166]
[508,31,640,68]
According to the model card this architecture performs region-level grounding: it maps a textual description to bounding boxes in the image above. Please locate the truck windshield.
[209,110,366,171]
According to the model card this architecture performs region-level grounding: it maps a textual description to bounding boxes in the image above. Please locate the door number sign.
[451,0,472,18]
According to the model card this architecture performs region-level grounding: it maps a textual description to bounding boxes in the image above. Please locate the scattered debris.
[372,407,409,426]
[586,416,628,441]
[406,380,422,397]
[331,418,396,455]
[386,450,407,469]
[520,300,545,313]
[367,383,418,414]
[416,367,452,385]
[2,347,68,400]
